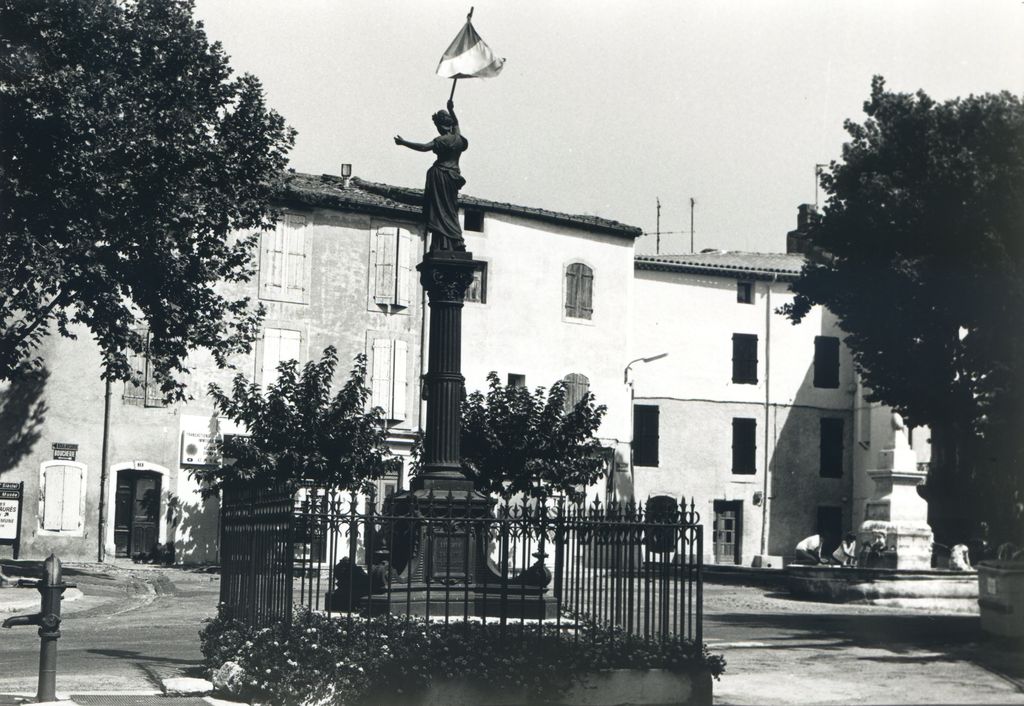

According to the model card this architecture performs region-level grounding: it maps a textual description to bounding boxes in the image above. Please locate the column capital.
[418,251,476,303]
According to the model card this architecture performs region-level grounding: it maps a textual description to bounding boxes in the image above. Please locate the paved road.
[0,564,220,695]
[1,566,1022,705]
[703,583,1024,705]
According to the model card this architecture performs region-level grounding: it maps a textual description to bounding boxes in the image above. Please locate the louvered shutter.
[284,214,307,302]
[565,265,579,316]
[42,465,66,530]
[60,465,83,530]
[395,229,412,307]
[578,265,593,319]
[371,339,394,417]
[262,224,286,298]
[123,334,147,404]
[563,373,590,412]
[143,331,164,407]
[374,228,397,304]
[261,329,282,388]
[392,340,408,421]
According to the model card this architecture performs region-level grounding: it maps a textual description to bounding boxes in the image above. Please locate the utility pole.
[689,197,695,254]
[656,197,661,255]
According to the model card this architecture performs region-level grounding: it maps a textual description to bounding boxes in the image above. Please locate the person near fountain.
[393,99,469,253]
[831,532,857,567]
[795,534,825,564]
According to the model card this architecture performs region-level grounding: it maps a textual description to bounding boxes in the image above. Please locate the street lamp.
[623,353,668,499]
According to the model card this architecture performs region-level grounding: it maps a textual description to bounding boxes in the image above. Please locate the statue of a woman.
[394,99,469,253]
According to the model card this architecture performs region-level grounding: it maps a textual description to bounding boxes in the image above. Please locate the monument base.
[858,520,934,570]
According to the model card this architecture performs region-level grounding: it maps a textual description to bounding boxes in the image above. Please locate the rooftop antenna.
[689,197,696,254]
[656,197,661,255]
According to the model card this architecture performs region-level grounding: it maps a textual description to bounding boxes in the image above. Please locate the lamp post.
[624,353,668,495]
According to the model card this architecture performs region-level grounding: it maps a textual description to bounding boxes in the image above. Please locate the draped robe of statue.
[423,132,469,252]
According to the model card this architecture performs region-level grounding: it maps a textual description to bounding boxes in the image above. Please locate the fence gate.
[220,483,295,627]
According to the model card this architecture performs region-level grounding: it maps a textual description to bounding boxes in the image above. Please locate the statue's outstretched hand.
[446,99,454,112]
[393,135,404,145]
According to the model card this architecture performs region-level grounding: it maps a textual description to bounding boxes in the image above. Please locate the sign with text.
[0,482,24,552]
[52,442,78,461]
[181,430,218,466]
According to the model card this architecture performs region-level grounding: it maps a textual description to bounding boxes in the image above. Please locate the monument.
[364,71,555,617]
[858,412,934,570]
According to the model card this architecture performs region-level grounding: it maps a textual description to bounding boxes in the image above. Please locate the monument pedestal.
[858,445,934,570]
[363,251,557,619]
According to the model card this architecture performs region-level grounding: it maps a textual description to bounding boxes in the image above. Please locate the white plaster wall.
[459,212,635,447]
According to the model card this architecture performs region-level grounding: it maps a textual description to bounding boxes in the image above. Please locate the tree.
[198,347,398,494]
[785,76,1024,542]
[0,0,295,399]
[458,372,608,502]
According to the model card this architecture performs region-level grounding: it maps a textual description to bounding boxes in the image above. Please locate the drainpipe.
[97,379,112,562]
[759,274,778,557]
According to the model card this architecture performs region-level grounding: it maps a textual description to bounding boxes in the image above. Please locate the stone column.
[413,251,477,492]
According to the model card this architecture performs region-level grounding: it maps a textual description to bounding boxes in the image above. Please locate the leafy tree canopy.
[199,347,398,494]
[786,76,1024,437]
[459,372,608,502]
[785,77,1024,538]
[0,0,295,399]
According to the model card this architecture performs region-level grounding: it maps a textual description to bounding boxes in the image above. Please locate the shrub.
[200,606,725,705]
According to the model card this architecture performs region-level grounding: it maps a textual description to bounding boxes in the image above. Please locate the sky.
[193,0,1023,255]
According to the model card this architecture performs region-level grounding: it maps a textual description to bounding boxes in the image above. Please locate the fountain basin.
[787,564,978,612]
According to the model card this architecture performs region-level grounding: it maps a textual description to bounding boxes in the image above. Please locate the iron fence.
[221,485,703,643]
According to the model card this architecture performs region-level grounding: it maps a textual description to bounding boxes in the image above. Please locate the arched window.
[562,373,590,412]
[564,263,593,320]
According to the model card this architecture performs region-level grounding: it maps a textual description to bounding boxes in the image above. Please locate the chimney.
[787,203,819,254]
[340,163,352,188]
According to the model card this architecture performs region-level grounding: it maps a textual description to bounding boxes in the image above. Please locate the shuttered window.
[565,263,594,320]
[123,329,165,407]
[260,328,302,389]
[260,213,308,303]
[374,228,413,308]
[732,333,758,384]
[40,462,86,532]
[562,373,590,413]
[732,418,757,474]
[633,404,659,467]
[820,417,844,478]
[814,336,840,388]
[371,339,409,421]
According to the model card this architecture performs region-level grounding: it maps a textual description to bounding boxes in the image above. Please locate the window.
[39,461,86,533]
[123,329,164,407]
[507,373,526,389]
[260,212,308,303]
[732,334,758,384]
[373,227,413,308]
[260,328,302,388]
[562,373,590,412]
[737,281,753,304]
[564,262,593,320]
[633,404,659,467]
[732,418,757,474]
[464,208,485,232]
[371,338,409,421]
[465,261,487,303]
[814,336,840,388]
[820,417,844,478]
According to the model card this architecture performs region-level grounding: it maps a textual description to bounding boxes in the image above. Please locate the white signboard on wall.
[0,499,19,540]
[181,430,218,466]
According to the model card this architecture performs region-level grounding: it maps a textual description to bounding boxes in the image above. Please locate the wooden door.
[713,501,742,565]
[113,471,161,558]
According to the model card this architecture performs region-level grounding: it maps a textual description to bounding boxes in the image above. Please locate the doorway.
[816,505,843,559]
[713,500,743,565]
[114,470,162,558]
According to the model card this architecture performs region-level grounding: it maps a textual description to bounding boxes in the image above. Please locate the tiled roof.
[635,251,806,280]
[277,172,642,239]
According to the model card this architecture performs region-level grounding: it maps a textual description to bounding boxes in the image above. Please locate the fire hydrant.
[2,553,75,703]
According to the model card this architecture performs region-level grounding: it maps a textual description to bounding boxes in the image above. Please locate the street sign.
[51,443,78,461]
[0,481,24,558]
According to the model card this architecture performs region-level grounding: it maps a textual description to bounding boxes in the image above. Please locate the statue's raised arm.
[394,102,469,253]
